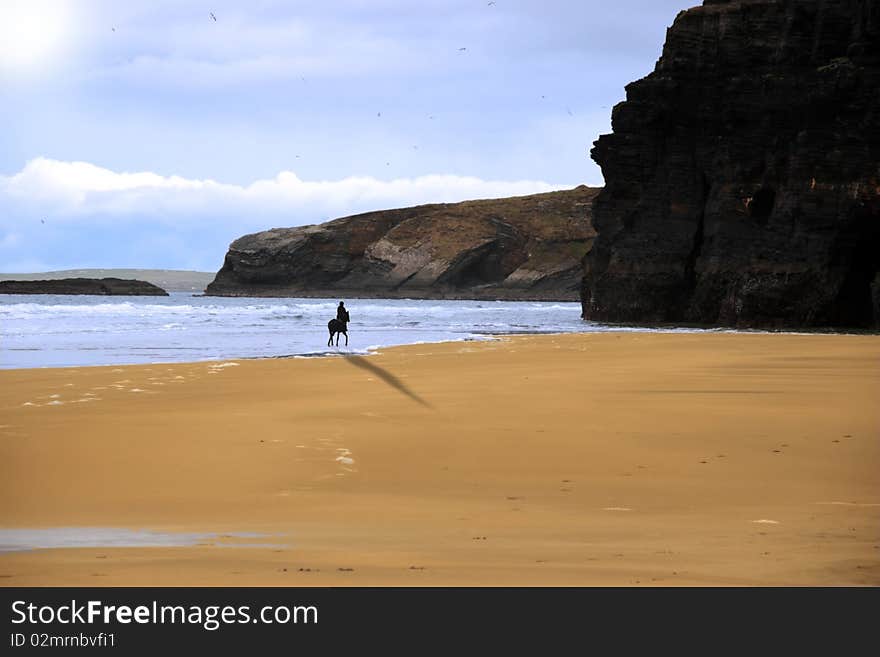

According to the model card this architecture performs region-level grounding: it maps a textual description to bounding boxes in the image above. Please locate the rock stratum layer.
[0,278,169,296]
[207,187,598,300]
[583,0,879,328]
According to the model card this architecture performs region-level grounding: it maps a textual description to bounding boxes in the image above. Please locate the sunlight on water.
[0,527,278,552]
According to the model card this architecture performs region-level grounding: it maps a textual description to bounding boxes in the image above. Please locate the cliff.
[583,0,879,328]
[0,278,170,296]
[207,186,599,300]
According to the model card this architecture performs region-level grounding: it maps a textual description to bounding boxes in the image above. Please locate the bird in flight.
[488,1,496,5]
[377,112,381,117]
[566,107,573,116]
[41,219,45,224]
[210,12,217,21]
[458,47,467,51]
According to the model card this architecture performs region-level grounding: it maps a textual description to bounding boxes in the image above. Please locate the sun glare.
[0,0,72,74]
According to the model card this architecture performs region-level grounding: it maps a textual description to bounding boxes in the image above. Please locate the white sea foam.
[1,292,726,369]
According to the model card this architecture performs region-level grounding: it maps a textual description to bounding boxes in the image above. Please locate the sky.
[0,0,693,273]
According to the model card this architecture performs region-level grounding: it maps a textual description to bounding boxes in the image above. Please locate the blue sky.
[0,0,692,272]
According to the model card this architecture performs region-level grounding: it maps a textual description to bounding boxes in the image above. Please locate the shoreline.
[4,325,878,374]
[1,331,878,586]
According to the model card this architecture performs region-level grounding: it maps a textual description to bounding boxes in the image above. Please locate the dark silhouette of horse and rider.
[325,301,430,407]
[328,301,350,346]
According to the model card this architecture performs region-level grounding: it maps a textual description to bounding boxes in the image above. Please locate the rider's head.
[339,301,345,306]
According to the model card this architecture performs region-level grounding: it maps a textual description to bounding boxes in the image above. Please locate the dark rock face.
[0,278,169,296]
[207,187,599,300]
[583,0,879,328]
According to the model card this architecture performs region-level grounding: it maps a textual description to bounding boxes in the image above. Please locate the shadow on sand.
[343,354,432,408]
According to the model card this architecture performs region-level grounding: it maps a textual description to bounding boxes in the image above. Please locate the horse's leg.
[344,331,348,346]
[328,331,333,347]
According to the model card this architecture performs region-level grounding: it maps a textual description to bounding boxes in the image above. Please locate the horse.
[328,318,348,346]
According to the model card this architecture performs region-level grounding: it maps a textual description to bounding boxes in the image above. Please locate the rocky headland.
[583,0,879,328]
[0,269,214,293]
[0,278,170,296]
[207,186,598,300]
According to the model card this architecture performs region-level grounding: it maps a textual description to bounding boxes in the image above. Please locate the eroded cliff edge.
[207,186,598,300]
[583,0,879,328]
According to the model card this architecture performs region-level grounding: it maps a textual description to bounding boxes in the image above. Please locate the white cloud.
[77,2,472,87]
[1,157,572,225]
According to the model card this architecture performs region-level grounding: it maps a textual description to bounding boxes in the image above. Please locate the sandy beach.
[0,332,877,586]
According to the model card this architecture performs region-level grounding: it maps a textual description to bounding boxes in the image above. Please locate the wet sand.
[0,332,878,586]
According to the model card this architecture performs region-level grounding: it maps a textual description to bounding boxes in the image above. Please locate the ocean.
[0,293,696,369]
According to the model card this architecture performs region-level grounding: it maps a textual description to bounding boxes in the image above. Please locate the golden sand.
[0,332,878,586]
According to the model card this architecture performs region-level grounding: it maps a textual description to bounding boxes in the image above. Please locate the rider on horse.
[328,301,351,346]
[337,301,350,326]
